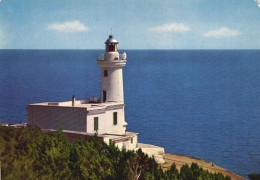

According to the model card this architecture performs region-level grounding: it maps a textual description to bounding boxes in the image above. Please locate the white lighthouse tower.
[97,35,127,103]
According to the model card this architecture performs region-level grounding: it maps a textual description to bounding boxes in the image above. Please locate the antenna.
[110,28,113,35]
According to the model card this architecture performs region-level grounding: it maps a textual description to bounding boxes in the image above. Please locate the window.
[108,44,115,51]
[113,112,117,125]
[103,91,106,102]
[94,117,98,131]
[131,138,133,144]
[104,70,108,77]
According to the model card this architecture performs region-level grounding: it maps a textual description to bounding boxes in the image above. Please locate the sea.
[0,49,259,178]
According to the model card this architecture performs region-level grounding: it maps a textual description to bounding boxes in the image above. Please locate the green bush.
[0,125,231,180]
[248,174,260,180]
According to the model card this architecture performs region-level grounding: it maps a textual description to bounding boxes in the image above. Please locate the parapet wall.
[136,143,165,164]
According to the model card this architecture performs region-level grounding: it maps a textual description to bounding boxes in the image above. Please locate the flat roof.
[28,99,125,111]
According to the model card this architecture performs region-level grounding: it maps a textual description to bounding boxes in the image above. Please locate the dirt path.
[161,153,246,180]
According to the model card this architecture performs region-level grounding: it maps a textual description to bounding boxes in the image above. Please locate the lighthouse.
[27,35,165,163]
[98,35,126,103]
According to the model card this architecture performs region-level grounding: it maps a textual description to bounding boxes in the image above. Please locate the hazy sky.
[0,0,260,49]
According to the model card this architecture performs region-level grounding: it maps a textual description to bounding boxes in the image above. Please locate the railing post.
[98,54,105,60]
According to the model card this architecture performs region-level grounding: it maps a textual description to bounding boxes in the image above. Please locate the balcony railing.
[98,54,105,60]
[98,53,126,60]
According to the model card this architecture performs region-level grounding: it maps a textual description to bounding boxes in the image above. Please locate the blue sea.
[0,49,259,178]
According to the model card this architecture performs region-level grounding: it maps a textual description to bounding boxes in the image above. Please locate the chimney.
[72,95,76,106]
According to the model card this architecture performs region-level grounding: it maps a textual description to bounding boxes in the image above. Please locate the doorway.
[103,91,106,102]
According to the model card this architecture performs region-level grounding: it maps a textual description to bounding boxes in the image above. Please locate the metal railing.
[98,53,126,60]
[98,54,105,60]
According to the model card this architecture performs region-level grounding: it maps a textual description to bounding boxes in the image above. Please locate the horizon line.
[1,48,260,50]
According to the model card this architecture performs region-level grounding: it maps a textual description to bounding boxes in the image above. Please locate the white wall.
[126,134,138,150]
[87,107,126,135]
[104,52,119,61]
[100,67,124,103]
[113,134,138,150]
[27,105,87,132]
[27,103,126,135]
[135,143,165,164]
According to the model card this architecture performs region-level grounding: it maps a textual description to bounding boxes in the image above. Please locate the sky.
[0,0,260,49]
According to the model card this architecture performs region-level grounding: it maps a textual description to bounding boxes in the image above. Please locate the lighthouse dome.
[105,35,119,44]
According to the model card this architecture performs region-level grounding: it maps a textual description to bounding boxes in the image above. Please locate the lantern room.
[105,35,119,52]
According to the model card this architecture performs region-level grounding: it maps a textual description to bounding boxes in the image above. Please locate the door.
[103,91,106,102]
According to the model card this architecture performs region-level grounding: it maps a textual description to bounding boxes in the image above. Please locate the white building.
[27,35,164,163]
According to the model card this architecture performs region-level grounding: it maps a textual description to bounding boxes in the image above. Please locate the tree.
[0,125,232,180]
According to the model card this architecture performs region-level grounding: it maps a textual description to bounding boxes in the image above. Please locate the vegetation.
[0,125,231,180]
[248,174,260,180]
